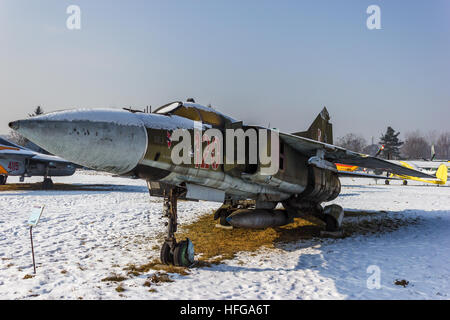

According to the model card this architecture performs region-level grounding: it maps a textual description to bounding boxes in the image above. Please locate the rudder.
[292,107,333,144]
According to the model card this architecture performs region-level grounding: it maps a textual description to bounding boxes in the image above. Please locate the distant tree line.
[336,127,450,160]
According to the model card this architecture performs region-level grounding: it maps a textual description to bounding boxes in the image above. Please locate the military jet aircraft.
[0,137,76,188]
[9,102,440,267]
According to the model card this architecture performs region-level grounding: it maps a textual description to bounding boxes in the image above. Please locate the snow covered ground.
[0,171,449,299]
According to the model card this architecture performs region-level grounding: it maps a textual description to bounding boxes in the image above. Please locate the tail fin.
[436,164,448,184]
[292,107,333,144]
[431,144,436,161]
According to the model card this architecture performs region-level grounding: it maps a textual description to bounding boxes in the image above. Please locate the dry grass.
[177,212,324,264]
[148,272,173,284]
[115,285,125,292]
[122,209,418,282]
[394,279,409,287]
[143,281,151,287]
[23,274,34,279]
[125,261,190,276]
[101,275,127,282]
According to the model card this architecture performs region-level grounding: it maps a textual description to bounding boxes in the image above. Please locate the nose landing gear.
[159,187,195,267]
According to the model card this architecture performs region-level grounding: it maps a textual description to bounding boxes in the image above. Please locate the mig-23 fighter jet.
[9,101,440,266]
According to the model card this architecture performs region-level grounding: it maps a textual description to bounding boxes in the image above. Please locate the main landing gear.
[42,166,54,190]
[0,175,7,185]
[282,201,344,233]
[321,204,344,232]
[42,177,54,189]
[159,187,195,267]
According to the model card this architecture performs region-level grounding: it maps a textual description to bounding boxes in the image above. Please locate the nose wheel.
[158,187,195,267]
[160,238,195,267]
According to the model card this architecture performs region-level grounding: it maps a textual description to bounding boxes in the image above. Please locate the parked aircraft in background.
[336,143,448,185]
[0,137,76,188]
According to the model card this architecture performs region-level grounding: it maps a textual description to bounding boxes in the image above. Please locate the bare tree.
[336,133,367,153]
[401,131,430,160]
[435,132,450,160]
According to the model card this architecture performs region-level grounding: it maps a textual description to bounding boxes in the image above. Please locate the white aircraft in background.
[0,137,76,188]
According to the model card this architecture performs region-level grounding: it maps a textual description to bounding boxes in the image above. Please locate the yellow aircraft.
[388,162,448,185]
[336,144,448,186]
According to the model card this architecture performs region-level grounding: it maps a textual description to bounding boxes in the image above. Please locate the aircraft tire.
[173,239,194,267]
[403,180,408,186]
[0,175,6,185]
[42,178,54,190]
[385,180,390,185]
[219,215,231,226]
[160,242,173,265]
[324,215,339,232]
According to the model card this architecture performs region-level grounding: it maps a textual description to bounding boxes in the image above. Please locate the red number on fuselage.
[7,161,19,171]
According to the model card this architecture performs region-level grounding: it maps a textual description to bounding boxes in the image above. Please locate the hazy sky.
[1,0,449,142]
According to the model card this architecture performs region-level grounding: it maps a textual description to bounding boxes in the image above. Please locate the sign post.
[28,205,44,274]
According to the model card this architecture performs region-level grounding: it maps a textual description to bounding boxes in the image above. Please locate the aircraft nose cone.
[8,121,20,130]
[11,109,149,175]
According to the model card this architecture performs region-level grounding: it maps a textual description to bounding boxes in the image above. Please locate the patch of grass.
[60,270,67,274]
[149,272,173,284]
[124,261,190,276]
[343,215,418,236]
[101,275,127,282]
[143,281,151,287]
[394,279,409,287]
[115,285,125,292]
[175,209,417,265]
[123,208,417,279]
[23,274,34,280]
[176,212,323,264]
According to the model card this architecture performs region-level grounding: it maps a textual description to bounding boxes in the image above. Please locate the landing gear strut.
[160,187,195,267]
[322,204,344,232]
[42,177,53,189]
[42,166,53,190]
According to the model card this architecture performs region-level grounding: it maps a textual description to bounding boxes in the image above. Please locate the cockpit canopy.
[154,101,236,128]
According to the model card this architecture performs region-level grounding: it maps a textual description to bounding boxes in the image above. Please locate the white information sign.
[28,205,45,227]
